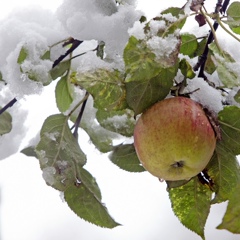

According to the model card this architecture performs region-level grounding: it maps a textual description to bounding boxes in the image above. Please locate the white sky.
[0,1,240,240]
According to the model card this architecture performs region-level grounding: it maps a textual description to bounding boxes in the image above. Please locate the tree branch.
[0,98,17,115]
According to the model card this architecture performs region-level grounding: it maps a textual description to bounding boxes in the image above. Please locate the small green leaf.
[160,7,187,35]
[96,109,135,137]
[169,177,212,239]
[41,50,51,60]
[234,89,240,103]
[65,184,120,228]
[36,114,86,191]
[0,71,3,81]
[209,43,240,88]
[126,65,176,115]
[217,182,240,233]
[0,108,12,136]
[17,46,28,64]
[218,106,240,155]
[207,143,240,203]
[180,33,198,58]
[55,75,73,113]
[50,60,71,80]
[109,144,145,172]
[21,146,37,158]
[71,69,127,111]
[179,58,196,79]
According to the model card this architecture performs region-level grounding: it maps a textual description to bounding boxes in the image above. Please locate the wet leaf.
[169,177,212,239]
[21,146,37,158]
[179,58,196,79]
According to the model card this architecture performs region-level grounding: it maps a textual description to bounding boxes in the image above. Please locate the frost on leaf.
[36,114,86,191]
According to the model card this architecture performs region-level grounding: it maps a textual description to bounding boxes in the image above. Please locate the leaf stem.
[217,17,240,43]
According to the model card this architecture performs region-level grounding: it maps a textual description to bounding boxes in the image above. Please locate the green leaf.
[17,46,28,64]
[50,60,71,80]
[227,2,240,22]
[109,144,145,172]
[124,36,161,82]
[160,7,187,35]
[96,109,135,137]
[65,183,120,228]
[226,0,240,33]
[126,65,176,115]
[218,106,240,155]
[179,58,196,79]
[209,43,240,88]
[0,108,12,136]
[21,146,37,158]
[217,182,240,233]
[180,33,198,58]
[234,89,240,103]
[55,75,73,113]
[71,69,127,111]
[207,143,240,203]
[36,114,86,191]
[169,177,212,239]
[41,50,51,60]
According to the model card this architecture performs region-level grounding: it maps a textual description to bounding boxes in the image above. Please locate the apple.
[134,97,216,181]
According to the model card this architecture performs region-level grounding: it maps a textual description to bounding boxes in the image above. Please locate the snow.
[42,166,56,185]
[57,0,142,60]
[185,77,223,113]
[0,6,67,97]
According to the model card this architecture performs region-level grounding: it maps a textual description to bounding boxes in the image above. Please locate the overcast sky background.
[0,1,240,240]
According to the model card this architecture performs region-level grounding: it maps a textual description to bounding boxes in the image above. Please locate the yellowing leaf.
[169,177,212,239]
[72,69,127,111]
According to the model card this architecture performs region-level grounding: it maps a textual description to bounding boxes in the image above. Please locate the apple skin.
[134,97,216,181]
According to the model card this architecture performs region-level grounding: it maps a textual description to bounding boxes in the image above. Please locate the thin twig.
[0,98,17,115]
[73,92,89,138]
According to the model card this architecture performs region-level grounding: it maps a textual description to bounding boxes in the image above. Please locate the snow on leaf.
[169,177,212,239]
[218,106,240,155]
[109,144,145,172]
[209,43,240,88]
[71,69,127,111]
[126,65,176,115]
[124,36,161,82]
[96,108,135,137]
[55,75,73,113]
[0,108,12,136]
[36,114,86,191]
[65,183,120,229]
[217,182,240,233]
[207,143,240,203]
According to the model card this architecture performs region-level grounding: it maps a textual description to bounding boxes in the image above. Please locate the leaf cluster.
[1,1,240,238]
